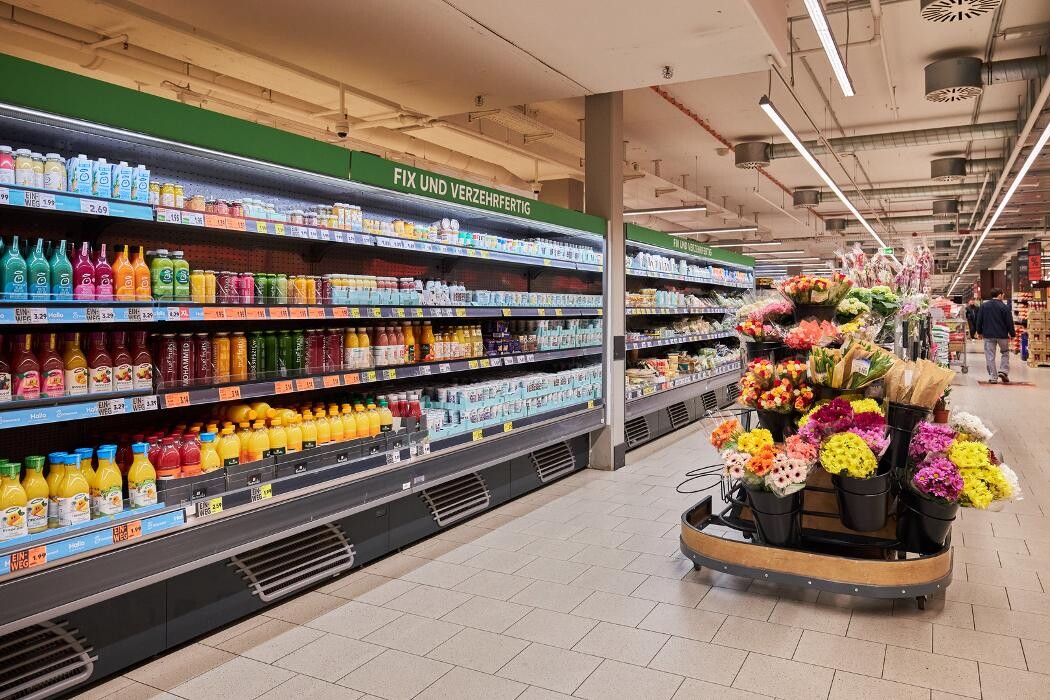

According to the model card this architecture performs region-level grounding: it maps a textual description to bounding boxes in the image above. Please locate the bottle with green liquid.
[1,236,28,301]
[27,238,51,301]
[49,239,73,301]
[149,249,173,301]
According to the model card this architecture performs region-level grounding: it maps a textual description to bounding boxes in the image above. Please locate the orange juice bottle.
[92,445,123,516]
[365,402,381,437]
[357,327,372,368]
[62,333,88,396]
[421,323,436,361]
[74,448,97,516]
[341,404,357,440]
[353,403,370,439]
[0,462,28,541]
[46,451,66,528]
[327,406,344,442]
[218,426,241,467]
[127,442,157,508]
[300,410,318,449]
[344,328,359,369]
[403,322,416,364]
[315,408,331,446]
[199,433,221,473]
[131,246,151,301]
[247,420,270,461]
[267,418,287,456]
[236,421,253,463]
[22,456,48,534]
[57,452,91,525]
[377,399,394,433]
[285,415,303,453]
[113,245,136,301]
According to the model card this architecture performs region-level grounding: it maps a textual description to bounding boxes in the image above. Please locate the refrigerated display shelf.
[0,392,157,430]
[625,363,741,419]
[627,307,733,316]
[626,331,735,350]
[0,183,154,221]
[627,268,751,288]
[626,361,741,403]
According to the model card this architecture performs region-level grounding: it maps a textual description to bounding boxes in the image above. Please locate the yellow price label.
[273,223,285,235]
[364,371,377,382]
[503,421,513,432]
[587,400,595,409]
[455,308,466,317]
[255,220,268,234]
[467,360,479,369]
[350,307,361,318]
[395,308,406,317]
[384,368,397,380]
[480,250,490,258]
[413,307,424,317]
[371,307,382,318]
[537,309,546,316]
[208,497,223,514]
[479,359,491,368]
[555,309,563,316]
[466,249,477,257]
[472,429,484,442]
[258,483,272,500]
[597,308,603,316]
[543,259,552,267]
[502,308,512,317]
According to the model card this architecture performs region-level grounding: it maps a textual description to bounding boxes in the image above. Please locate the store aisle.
[80,352,1050,700]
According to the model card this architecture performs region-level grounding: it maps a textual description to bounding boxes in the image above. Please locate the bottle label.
[31,270,49,296]
[175,267,189,285]
[26,497,47,532]
[58,492,91,526]
[65,367,88,395]
[48,495,59,527]
[129,479,157,507]
[113,362,134,392]
[159,268,173,285]
[42,368,65,398]
[89,365,113,393]
[223,456,239,467]
[380,424,392,433]
[74,272,95,300]
[1,505,28,540]
[133,362,153,390]
[43,171,63,190]
[92,485,124,516]
[13,369,40,400]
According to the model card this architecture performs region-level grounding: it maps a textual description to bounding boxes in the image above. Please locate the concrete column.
[538,178,584,212]
[584,92,625,471]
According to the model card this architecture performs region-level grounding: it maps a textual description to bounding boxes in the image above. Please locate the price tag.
[164,392,190,409]
[363,371,377,382]
[466,249,476,257]
[132,395,159,412]
[202,307,226,321]
[455,308,466,317]
[274,380,293,394]
[642,386,655,395]
[226,307,247,320]
[467,360,479,370]
[181,212,205,227]
[250,483,273,502]
[0,187,10,205]
[204,214,226,229]
[332,307,349,318]
[350,308,361,318]
[96,398,127,417]
[273,222,285,235]
[502,308,512,317]
[269,307,288,319]
[195,497,223,517]
[417,365,431,376]
[503,421,513,432]
[323,375,341,388]
[537,309,546,316]
[371,307,382,318]
[112,519,142,543]
[490,357,502,367]
[525,354,535,363]
[244,307,266,320]
[24,191,56,209]
[472,429,484,442]
[343,373,360,385]
[413,308,424,317]
[479,359,491,368]
[10,546,47,572]
[587,400,595,409]
[14,307,48,324]
[306,306,324,319]
[166,307,188,321]
[218,386,242,401]
[289,307,308,319]
[386,450,401,464]
[480,250,491,259]
[228,217,247,231]
[394,307,406,318]
[555,309,563,316]
[295,378,316,391]
[255,220,268,234]
[156,209,182,224]
[543,259,552,267]
[384,369,397,380]
[438,363,451,373]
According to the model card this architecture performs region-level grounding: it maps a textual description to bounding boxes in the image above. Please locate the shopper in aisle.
[975,288,1015,383]
[965,299,978,339]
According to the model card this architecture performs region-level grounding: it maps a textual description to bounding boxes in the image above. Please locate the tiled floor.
[78,350,1050,699]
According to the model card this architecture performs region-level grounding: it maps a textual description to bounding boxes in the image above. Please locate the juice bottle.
[110,331,134,393]
[341,404,357,440]
[92,445,123,516]
[267,418,287,456]
[86,331,113,394]
[63,333,88,396]
[0,342,9,404]
[190,269,206,303]
[11,333,41,400]
[46,452,66,528]
[353,403,370,439]
[57,452,90,526]
[249,401,272,417]
[375,326,389,367]
[156,437,181,479]
[37,333,65,398]
[48,239,73,300]
[300,410,317,449]
[179,432,201,476]
[0,146,14,184]
[454,327,467,359]
[403,322,416,364]
[171,251,190,301]
[236,421,253,463]
[74,448,97,513]
[150,249,174,301]
[315,408,331,446]
[377,399,394,433]
[113,245,135,301]
[0,462,28,540]
[22,456,48,533]
[412,322,423,363]
[1,235,28,301]
[327,406,344,442]
[344,328,359,370]
[130,330,153,391]
[218,426,240,467]
[285,415,303,453]
[94,243,114,302]
[366,402,381,437]
[199,432,221,472]
[73,241,96,301]
[226,405,256,424]
[132,246,151,301]
[247,420,270,461]
[421,322,435,361]
[27,238,50,301]
[357,327,372,368]
[127,442,157,508]
[393,324,406,365]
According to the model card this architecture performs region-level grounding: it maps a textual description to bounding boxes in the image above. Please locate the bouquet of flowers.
[779,273,853,306]
[808,337,897,390]
[836,296,870,323]
[784,319,840,351]
[736,318,781,341]
[735,293,792,340]
[800,397,889,458]
[949,411,993,441]
[712,421,815,497]
[739,359,815,414]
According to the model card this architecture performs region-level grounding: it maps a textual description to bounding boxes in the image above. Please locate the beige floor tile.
[509,579,592,613]
[216,618,325,663]
[496,642,602,694]
[614,517,677,537]
[171,656,295,700]
[815,591,894,612]
[671,678,773,700]
[426,627,529,673]
[1006,587,1050,616]
[256,674,364,700]
[362,612,462,655]
[828,671,930,700]
[398,559,479,588]
[434,542,488,564]
[638,601,727,642]
[435,524,490,544]
[732,653,835,700]
[365,553,426,579]
[571,565,648,594]
[514,557,589,584]
[624,553,693,580]
[503,608,598,648]
[1021,638,1050,675]
[618,533,679,556]
[518,537,588,561]
[453,569,534,600]
[462,547,536,574]
[631,575,710,607]
[699,587,777,621]
[932,624,1027,669]
[848,611,934,651]
[882,645,980,698]
[767,599,852,635]
[572,590,657,626]
[383,584,472,618]
[746,580,820,602]
[571,527,632,548]
[471,529,536,551]
[945,581,1011,609]
[199,615,274,648]
[973,604,1050,642]
[571,544,639,569]
[70,676,137,700]
[713,616,804,659]
[647,635,747,685]
[951,545,1003,567]
[440,595,532,633]
[274,633,383,682]
[304,600,402,638]
[337,649,451,700]
[962,533,1030,554]
[414,666,526,700]
[521,519,583,540]
[792,629,885,677]
[572,621,668,666]
[893,597,975,630]
[326,574,418,605]
[84,681,179,699]
[978,662,1050,700]
[966,563,1044,591]
[610,504,666,521]
[125,643,235,691]
[567,512,627,530]
[575,659,683,700]
[685,567,758,591]
[999,551,1050,574]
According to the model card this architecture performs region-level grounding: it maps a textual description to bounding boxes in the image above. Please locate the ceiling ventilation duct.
[920,0,1002,22]
[934,223,957,234]
[930,156,1003,181]
[840,181,984,201]
[825,218,848,232]
[768,121,1016,159]
[734,142,771,169]
[925,56,1049,102]
[792,188,821,208]
[933,199,960,218]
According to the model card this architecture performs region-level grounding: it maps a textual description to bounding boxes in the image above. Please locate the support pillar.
[538,178,584,212]
[585,92,625,471]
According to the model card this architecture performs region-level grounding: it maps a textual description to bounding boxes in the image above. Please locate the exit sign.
[881,247,894,255]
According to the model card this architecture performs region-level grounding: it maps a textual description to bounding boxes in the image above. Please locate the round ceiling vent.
[825,218,847,232]
[933,199,960,218]
[734,142,771,169]
[792,188,821,208]
[921,0,1002,23]
[931,157,967,182]
[925,57,984,102]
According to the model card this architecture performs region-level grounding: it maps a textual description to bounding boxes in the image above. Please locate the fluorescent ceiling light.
[803,0,855,97]
[711,242,783,248]
[623,205,707,216]
[669,226,759,236]
[752,257,821,262]
[759,96,886,249]
[752,250,806,256]
[949,118,1050,296]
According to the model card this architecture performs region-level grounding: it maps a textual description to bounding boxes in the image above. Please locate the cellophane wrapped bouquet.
[734,293,793,340]
[784,319,840,351]
[711,419,816,497]
[808,337,897,390]
[779,273,853,306]
[738,358,815,414]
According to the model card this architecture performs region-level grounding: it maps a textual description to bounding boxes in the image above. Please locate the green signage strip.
[349,151,606,236]
[625,224,755,268]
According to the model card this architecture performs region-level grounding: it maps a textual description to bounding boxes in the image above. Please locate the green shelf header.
[625,224,754,268]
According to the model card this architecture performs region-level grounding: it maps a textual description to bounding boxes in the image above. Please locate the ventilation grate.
[666,402,690,430]
[921,0,1001,23]
[230,523,356,602]
[0,620,95,700]
[727,383,741,402]
[625,416,650,448]
[701,391,718,412]
[421,472,491,527]
[530,441,576,484]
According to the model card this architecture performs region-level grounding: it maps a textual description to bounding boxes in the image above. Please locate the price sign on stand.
[80,199,110,216]
[218,386,241,401]
[164,392,190,409]
[24,191,56,209]
[112,520,142,543]
[295,378,316,392]
[274,380,293,394]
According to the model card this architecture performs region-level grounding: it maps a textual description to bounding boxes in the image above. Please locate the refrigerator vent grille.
[0,620,95,700]
[667,402,690,429]
[625,417,651,447]
[701,391,719,411]
[421,472,491,527]
[531,441,576,483]
[230,523,356,602]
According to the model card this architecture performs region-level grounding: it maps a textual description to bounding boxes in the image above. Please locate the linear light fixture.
[623,205,707,216]
[948,118,1050,296]
[752,257,821,262]
[669,226,759,236]
[759,96,886,248]
[751,250,807,256]
[803,0,855,97]
[711,242,783,248]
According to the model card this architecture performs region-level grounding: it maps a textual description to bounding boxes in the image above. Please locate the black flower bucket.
[880,402,930,476]
[793,304,838,323]
[745,341,784,362]
[747,488,802,547]
[755,410,796,442]
[897,489,959,554]
[833,472,893,532]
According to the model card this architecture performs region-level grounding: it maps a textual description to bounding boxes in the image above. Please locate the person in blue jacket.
[975,288,1015,383]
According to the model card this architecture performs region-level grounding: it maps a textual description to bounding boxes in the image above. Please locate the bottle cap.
[131,442,148,454]
[97,446,117,461]
[64,453,78,466]
[200,432,215,443]
[25,455,44,469]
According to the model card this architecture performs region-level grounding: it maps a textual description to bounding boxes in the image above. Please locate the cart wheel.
[692,562,701,571]
[961,366,968,374]
[916,595,927,610]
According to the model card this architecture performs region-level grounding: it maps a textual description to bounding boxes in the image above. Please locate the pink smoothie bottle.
[73,241,96,301]
[93,243,114,302]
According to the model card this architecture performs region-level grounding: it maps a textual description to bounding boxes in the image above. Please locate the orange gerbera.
[746,445,778,477]
[710,419,742,450]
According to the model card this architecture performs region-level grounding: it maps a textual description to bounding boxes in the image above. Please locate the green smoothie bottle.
[171,250,190,301]
[49,240,73,301]
[27,238,51,301]
[149,249,174,301]
[1,235,28,301]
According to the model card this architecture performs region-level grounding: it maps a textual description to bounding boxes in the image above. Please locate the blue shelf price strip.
[625,331,736,350]
[0,184,154,221]
[0,394,156,430]
[627,307,732,316]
